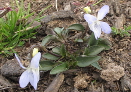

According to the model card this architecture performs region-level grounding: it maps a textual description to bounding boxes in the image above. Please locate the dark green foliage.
[40,24,112,74]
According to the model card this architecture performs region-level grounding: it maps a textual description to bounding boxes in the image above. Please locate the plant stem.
[93,0,103,6]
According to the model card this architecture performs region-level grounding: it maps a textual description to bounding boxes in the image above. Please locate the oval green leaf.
[68,24,84,31]
[41,35,55,46]
[54,27,64,34]
[77,56,101,67]
[75,38,83,42]
[85,46,105,55]
[40,61,55,70]
[60,44,66,57]
[98,39,111,50]
[88,33,98,46]
[50,63,68,74]
[43,53,59,60]
[52,47,60,54]
[91,62,101,70]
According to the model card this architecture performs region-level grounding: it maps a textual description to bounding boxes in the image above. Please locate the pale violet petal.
[29,69,39,90]
[15,54,26,69]
[100,22,112,34]
[30,52,41,68]
[84,14,97,24]
[28,71,34,88]
[35,67,40,81]
[89,22,101,39]
[97,5,109,20]
[33,69,39,90]
[19,70,29,88]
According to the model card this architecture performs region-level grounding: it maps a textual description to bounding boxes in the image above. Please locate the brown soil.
[0,0,131,92]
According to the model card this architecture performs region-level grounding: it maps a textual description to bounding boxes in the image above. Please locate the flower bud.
[83,6,91,14]
[32,48,38,57]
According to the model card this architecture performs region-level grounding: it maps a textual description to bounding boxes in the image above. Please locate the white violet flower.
[84,5,112,39]
[15,52,41,90]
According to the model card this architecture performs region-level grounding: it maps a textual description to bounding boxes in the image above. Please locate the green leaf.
[98,39,111,50]
[68,24,84,31]
[88,33,98,46]
[84,46,105,55]
[50,62,68,74]
[43,53,59,60]
[38,5,52,16]
[75,38,83,42]
[60,44,66,57]
[24,12,34,19]
[91,62,101,70]
[40,61,55,70]
[125,26,131,31]
[41,35,55,46]
[54,27,64,34]
[52,47,60,54]
[76,56,101,67]
[18,41,25,46]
